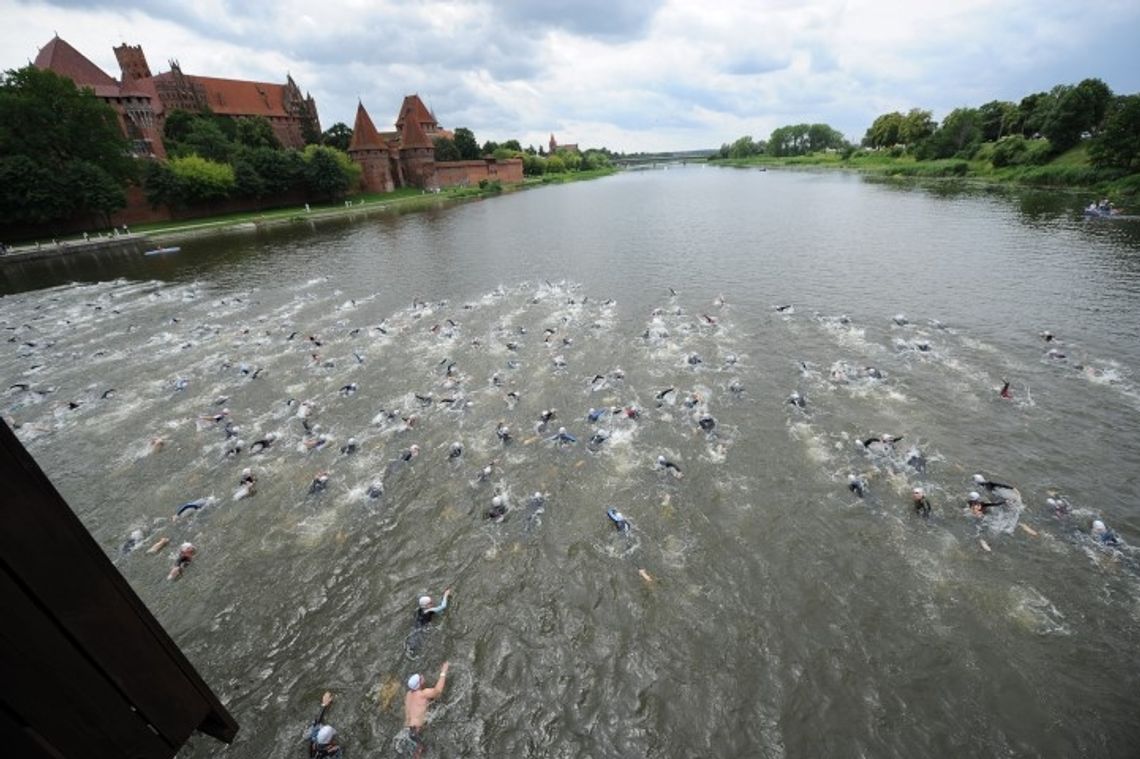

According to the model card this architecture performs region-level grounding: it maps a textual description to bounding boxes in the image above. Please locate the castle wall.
[352,149,394,194]
[399,148,436,190]
[434,158,523,188]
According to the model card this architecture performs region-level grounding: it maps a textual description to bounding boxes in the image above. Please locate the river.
[2,167,1140,758]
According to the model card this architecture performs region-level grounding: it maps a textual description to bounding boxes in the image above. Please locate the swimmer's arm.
[422,663,449,698]
[426,589,451,615]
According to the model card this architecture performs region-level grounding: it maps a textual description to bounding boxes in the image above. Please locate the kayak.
[145,246,181,256]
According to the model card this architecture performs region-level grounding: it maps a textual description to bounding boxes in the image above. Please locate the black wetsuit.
[913,497,931,518]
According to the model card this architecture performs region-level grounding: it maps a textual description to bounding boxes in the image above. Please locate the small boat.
[1083,203,1120,218]
[144,246,181,256]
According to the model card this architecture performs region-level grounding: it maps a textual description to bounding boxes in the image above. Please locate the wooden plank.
[0,570,173,758]
[0,421,238,746]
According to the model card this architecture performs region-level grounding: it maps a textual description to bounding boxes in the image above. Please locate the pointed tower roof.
[395,94,437,130]
[34,35,118,89]
[399,114,434,150]
[348,102,388,152]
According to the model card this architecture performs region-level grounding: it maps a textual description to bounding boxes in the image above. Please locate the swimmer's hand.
[321,691,334,707]
[440,662,450,676]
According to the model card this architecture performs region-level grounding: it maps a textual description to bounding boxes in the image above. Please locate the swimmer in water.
[588,428,610,448]
[1091,519,1120,547]
[787,391,806,409]
[121,528,145,554]
[862,433,903,450]
[904,446,927,474]
[606,507,631,533]
[414,589,453,628]
[587,407,607,423]
[250,432,277,454]
[656,455,683,478]
[339,437,358,455]
[306,691,343,758]
[485,495,508,522]
[404,663,449,757]
[339,382,358,397]
[911,487,931,518]
[234,468,257,499]
[448,441,463,460]
[309,471,330,494]
[775,304,793,313]
[1046,497,1071,517]
[550,426,577,445]
[655,388,675,406]
[199,407,230,424]
[168,542,196,580]
[864,367,883,380]
[999,380,1012,399]
[966,491,1002,517]
[174,498,210,519]
[697,414,716,432]
[400,444,421,462]
[496,421,512,444]
[622,405,641,419]
[366,480,384,499]
[972,473,1013,497]
[848,474,867,498]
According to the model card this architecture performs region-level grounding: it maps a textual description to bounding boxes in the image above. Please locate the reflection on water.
[2,168,1140,758]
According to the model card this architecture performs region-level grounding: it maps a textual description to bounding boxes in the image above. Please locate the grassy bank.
[713,146,1140,201]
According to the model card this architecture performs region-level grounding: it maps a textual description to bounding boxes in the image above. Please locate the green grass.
[711,144,1139,201]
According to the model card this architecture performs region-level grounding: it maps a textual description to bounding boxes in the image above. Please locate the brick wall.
[434,158,523,188]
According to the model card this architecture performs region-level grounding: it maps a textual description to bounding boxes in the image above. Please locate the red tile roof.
[150,72,291,118]
[34,35,118,88]
[348,102,388,151]
[399,115,435,150]
[395,94,437,130]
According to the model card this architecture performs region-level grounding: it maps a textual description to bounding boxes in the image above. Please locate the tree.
[173,117,234,162]
[502,139,522,151]
[302,145,360,200]
[0,65,134,227]
[918,107,982,159]
[728,135,761,158]
[1016,92,1054,137]
[1041,78,1114,153]
[1088,94,1140,170]
[235,116,281,150]
[322,122,352,152]
[481,140,499,155]
[453,127,479,160]
[522,154,545,175]
[433,136,461,161]
[901,109,935,145]
[168,155,235,204]
[545,154,566,173]
[865,112,903,148]
[978,100,1016,142]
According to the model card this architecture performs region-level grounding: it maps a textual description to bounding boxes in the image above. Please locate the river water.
[3,167,1140,758]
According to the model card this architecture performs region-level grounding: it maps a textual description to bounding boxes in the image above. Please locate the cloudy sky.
[3,0,1139,152]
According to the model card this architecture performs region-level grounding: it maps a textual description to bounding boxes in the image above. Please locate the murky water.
[3,167,1140,758]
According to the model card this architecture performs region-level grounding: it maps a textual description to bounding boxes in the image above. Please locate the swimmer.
[972,473,1013,495]
[893,313,908,326]
[904,446,927,474]
[606,507,631,533]
[168,542,196,580]
[309,471,330,494]
[120,529,145,554]
[404,663,449,756]
[1041,331,1055,343]
[682,391,702,409]
[414,589,453,627]
[149,436,166,453]
[540,408,557,424]
[366,479,385,499]
[174,498,210,519]
[339,437,358,455]
[339,382,358,397]
[587,407,607,423]
[911,487,931,518]
[862,433,902,450]
[199,408,230,424]
[306,691,342,759]
[303,432,330,451]
[787,391,806,409]
[622,405,641,419]
[485,495,508,522]
[1091,519,1120,547]
[656,455,683,478]
[687,353,703,366]
[966,491,1002,517]
[847,474,867,498]
[400,444,421,462]
[1046,348,1067,360]
[864,367,883,380]
[999,380,1012,399]
[729,379,745,394]
[250,432,277,454]
[526,491,546,519]
[224,421,240,439]
[1046,497,1071,517]
[775,304,793,313]
[550,426,577,445]
[234,468,257,499]
[588,428,610,447]
[448,441,463,460]
[496,421,512,443]
[655,388,675,406]
[697,414,716,432]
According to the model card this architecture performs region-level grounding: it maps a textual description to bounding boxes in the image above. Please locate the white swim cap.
[657,455,666,464]
[348,437,357,445]
[972,474,985,484]
[407,674,423,690]
[222,408,230,415]
[588,408,596,415]
[912,487,924,497]
[533,491,542,499]
[1092,520,1106,533]
[179,542,194,552]
[315,725,335,746]
[418,595,431,607]
[847,474,857,482]
[411,444,420,453]
[968,491,981,502]
[1046,498,1057,506]
[241,468,251,477]
[558,426,566,434]
[492,495,503,507]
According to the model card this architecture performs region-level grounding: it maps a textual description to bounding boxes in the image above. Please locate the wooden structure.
[0,421,237,757]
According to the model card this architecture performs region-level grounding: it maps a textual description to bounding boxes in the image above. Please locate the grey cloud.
[724,51,791,77]
[497,0,665,40]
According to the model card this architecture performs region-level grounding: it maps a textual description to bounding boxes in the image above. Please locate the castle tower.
[398,113,437,189]
[113,43,152,82]
[549,134,557,154]
[348,102,394,193]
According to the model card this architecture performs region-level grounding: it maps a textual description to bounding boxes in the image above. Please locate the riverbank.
[1,168,617,260]
[712,145,1140,202]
